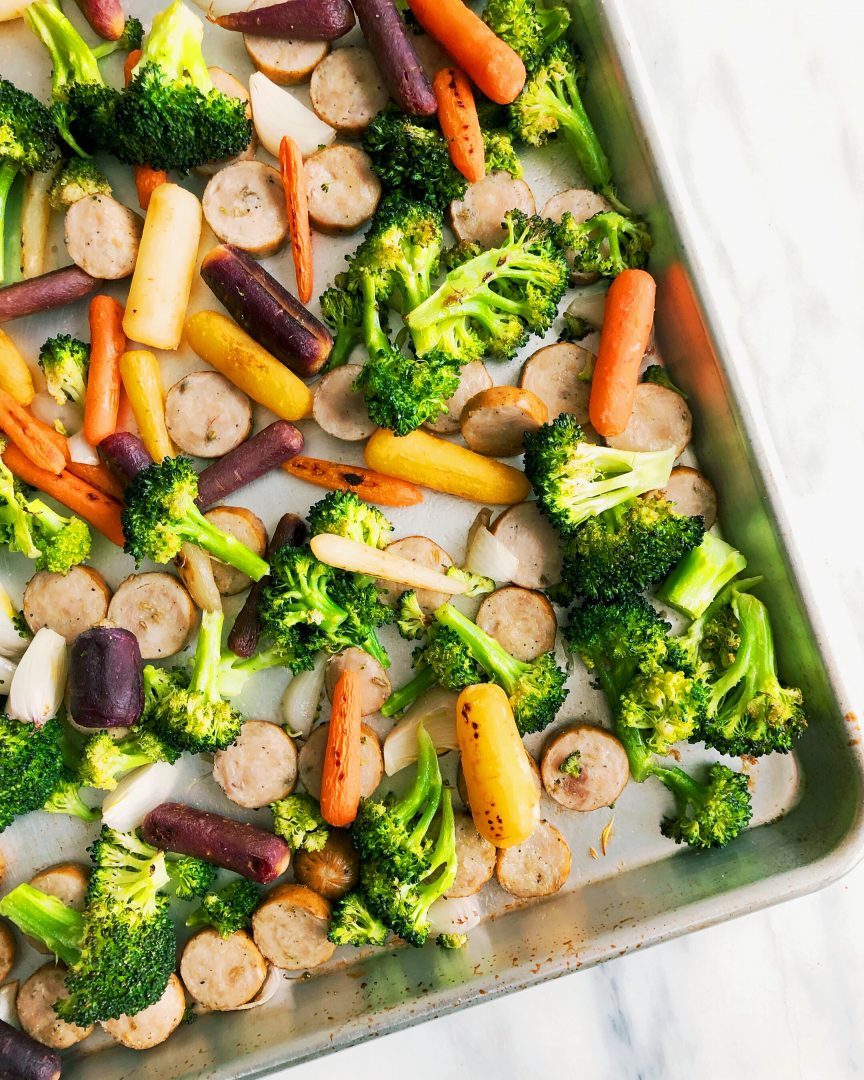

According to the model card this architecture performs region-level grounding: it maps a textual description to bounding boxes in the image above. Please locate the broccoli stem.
[43,780,98,822]
[547,65,611,197]
[0,161,18,284]
[0,884,83,965]
[135,0,211,91]
[218,644,285,697]
[179,504,269,582]
[650,764,710,812]
[395,725,440,824]
[191,609,225,701]
[360,274,388,355]
[380,664,437,718]
[659,533,748,618]
[413,787,457,917]
[434,604,523,694]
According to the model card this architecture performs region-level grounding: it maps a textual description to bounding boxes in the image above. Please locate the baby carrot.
[125,50,168,209]
[119,349,175,462]
[0,329,35,405]
[65,461,126,501]
[84,295,125,447]
[280,455,423,507]
[433,67,485,183]
[320,669,362,828]
[0,385,66,474]
[279,135,313,304]
[589,268,656,437]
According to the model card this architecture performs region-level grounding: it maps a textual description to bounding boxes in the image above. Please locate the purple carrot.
[195,420,303,510]
[0,266,100,324]
[0,1019,62,1080]
[349,0,436,115]
[69,627,144,729]
[99,431,153,483]
[209,0,355,39]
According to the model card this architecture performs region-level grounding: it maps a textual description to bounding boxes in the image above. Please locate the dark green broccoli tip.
[187,879,260,938]
[523,414,675,535]
[38,333,90,405]
[320,281,364,371]
[48,157,111,209]
[271,793,329,852]
[642,364,686,397]
[436,932,469,950]
[422,625,484,693]
[363,108,467,211]
[659,532,748,619]
[0,714,66,833]
[42,770,99,822]
[354,346,461,436]
[395,591,430,641]
[328,892,389,947]
[307,490,394,550]
[166,855,217,901]
[556,209,652,278]
[559,751,582,777]
[481,129,523,177]
[483,0,571,70]
[654,761,753,849]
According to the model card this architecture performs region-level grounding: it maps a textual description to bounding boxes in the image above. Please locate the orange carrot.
[281,455,423,507]
[433,67,485,183]
[0,386,67,474]
[406,0,526,105]
[279,135,313,304]
[320,669,362,828]
[84,295,125,446]
[2,444,125,547]
[65,461,126,501]
[125,50,168,210]
[589,269,657,438]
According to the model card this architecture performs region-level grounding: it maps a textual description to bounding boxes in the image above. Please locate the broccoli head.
[186,879,260,938]
[48,157,111,209]
[655,762,753,850]
[618,668,708,756]
[558,751,582,777]
[320,278,364,372]
[363,108,467,210]
[0,714,66,832]
[482,129,523,177]
[556,209,652,277]
[79,728,177,791]
[328,891,389,947]
[483,0,571,70]
[437,932,469,950]
[381,624,482,718]
[92,16,144,58]
[642,363,686,397]
[355,344,462,437]
[38,333,90,404]
[166,855,217,901]
[42,769,98,823]
[395,591,430,640]
[307,490,393,550]
[271,793,329,852]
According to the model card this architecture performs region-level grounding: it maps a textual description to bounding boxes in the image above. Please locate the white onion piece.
[0,982,19,1028]
[0,656,17,694]
[230,966,284,1010]
[464,523,519,583]
[250,72,336,160]
[563,280,609,337]
[28,391,80,436]
[101,761,182,832]
[0,588,27,659]
[427,895,482,937]
[280,653,326,739]
[67,430,100,466]
[6,627,67,725]
[383,688,459,776]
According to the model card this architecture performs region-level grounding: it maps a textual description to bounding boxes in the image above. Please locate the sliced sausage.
[202,161,289,257]
[448,812,495,898]
[313,364,376,442]
[0,923,13,983]
[519,342,594,425]
[457,749,540,808]
[325,648,390,716]
[460,386,548,458]
[490,502,563,590]
[204,506,268,596]
[293,829,359,901]
[107,572,196,659]
[661,466,717,529]
[540,723,629,812]
[495,819,571,898]
[476,587,557,662]
[251,884,335,970]
[310,47,388,133]
[605,383,693,460]
[298,722,383,800]
[450,172,536,249]
[245,13,329,85]
[423,360,492,435]
[64,194,142,280]
[102,973,186,1050]
[213,720,298,809]
[305,146,381,234]
[197,68,257,176]
[165,371,252,460]
[180,929,267,1011]
[23,566,111,643]
[17,964,93,1049]
[375,535,453,610]
[541,187,612,282]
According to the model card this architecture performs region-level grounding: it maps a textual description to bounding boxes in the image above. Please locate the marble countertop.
[282,1,864,1077]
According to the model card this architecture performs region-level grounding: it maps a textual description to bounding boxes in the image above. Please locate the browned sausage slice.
[180,929,268,1011]
[165,371,253,459]
[490,502,562,590]
[495,819,571,898]
[64,195,142,280]
[305,146,381,234]
[213,720,298,809]
[519,342,594,425]
[450,172,536,248]
[0,923,13,983]
[448,812,495,898]
[325,647,391,716]
[102,974,186,1050]
[298,722,383,800]
[540,724,629,812]
[541,187,612,282]
[460,386,548,458]
[244,0,330,86]
[375,535,453,610]
[107,572,196,659]
[293,829,359,901]
[476,586,557,662]
[310,47,389,132]
[251,884,335,970]
[204,506,268,596]
[203,161,289,257]
[17,965,93,1049]
[423,360,492,435]
[23,566,111,643]
[197,68,257,176]
[313,364,376,442]
[605,383,692,459]
[661,466,717,529]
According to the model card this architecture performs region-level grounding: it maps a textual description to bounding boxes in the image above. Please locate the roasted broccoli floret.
[381,625,482,718]
[659,532,748,619]
[113,0,251,171]
[328,891,389,947]
[42,769,98,822]
[435,603,567,735]
[320,278,364,372]
[92,16,144,58]
[363,108,467,210]
[436,932,468,950]
[271,793,329,852]
[482,129,523,176]
[122,455,269,580]
[654,761,753,850]
[78,728,177,791]
[556,209,652,277]
[559,751,582,777]
[642,364,686,397]
[618,668,708,756]
[166,855,216,901]
[307,491,394,550]
[0,714,66,832]
[38,333,90,404]
[48,157,111,209]
[395,591,429,641]
[483,0,571,70]
[674,577,762,678]
[523,414,675,534]
[406,211,568,363]
[186,879,259,938]
[444,567,495,596]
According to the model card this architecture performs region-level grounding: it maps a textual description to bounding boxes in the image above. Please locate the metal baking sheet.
[1,0,863,1075]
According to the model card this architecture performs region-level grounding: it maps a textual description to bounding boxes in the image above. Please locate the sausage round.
[495,819,571,898]
[0,923,13,983]
[23,566,111,644]
[17,964,93,1049]
[460,386,548,458]
[64,194,142,280]
[325,648,390,716]
[293,829,359,901]
[519,342,594,425]
[180,929,267,1011]
[541,187,612,282]
[165,371,253,460]
[490,502,563,590]
[298,722,383,801]
[540,723,629,812]
[310,47,389,133]
[313,364,376,442]
[476,587,557,662]
[305,146,381,234]
[245,8,329,86]
[202,161,289,258]
[661,466,717,529]
[605,383,693,460]
[27,863,90,956]
[204,506,268,596]
[448,812,495,898]
[102,973,186,1050]
[107,572,196,659]
[252,884,335,970]
[197,68,257,176]
[450,172,536,249]
[213,720,298,809]
[375,535,454,610]
[423,360,492,435]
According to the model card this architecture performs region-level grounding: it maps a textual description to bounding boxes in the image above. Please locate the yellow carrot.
[185,311,313,422]
[118,350,175,462]
[0,329,35,405]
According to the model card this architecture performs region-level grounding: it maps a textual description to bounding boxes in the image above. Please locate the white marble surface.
[281,2,864,1077]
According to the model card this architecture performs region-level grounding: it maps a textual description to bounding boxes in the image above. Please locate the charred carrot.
[0,386,66,474]
[84,295,125,446]
[279,135,313,304]
[65,461,126,501]
[433,67,485,183]
[125,51,168,209]
[281,455,423,507]
[320,669,362,827]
